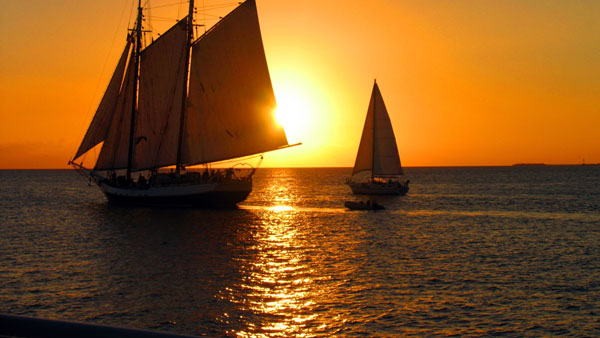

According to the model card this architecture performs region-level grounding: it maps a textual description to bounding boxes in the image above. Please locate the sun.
[274,89,310,143]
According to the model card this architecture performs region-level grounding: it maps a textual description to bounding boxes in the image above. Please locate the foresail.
[95,57,136,170]
[182,0,288,165]
[372,83,403,176]
[352,92,375,175]
[73,41,131,161]
[133,19,188,171]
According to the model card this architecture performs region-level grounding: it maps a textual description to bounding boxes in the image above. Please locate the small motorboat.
[344,199,385,211]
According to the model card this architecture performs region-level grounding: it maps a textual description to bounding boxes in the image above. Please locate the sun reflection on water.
[269,205,294,212]
[224,181,321,337]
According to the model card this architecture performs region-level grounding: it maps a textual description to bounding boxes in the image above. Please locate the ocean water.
[1,166,599,337]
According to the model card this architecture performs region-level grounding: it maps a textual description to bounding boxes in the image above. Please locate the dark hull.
[98,181,253,208]
[348,181,409,195]
[344,201,385,210]
[103,189,251,208]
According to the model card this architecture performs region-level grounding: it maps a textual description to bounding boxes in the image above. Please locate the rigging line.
[191,0,242,43]
[177,0,185,19]
[187,154,265,167]
[147,16,180,22]
[195,13,225,19]
[199,3,238,10]
[145,0,153,47]
[148,1,187,9]
[72,1,131,162]
[127,0,135,30]
[195,2,238,26]
[142,4,237,26]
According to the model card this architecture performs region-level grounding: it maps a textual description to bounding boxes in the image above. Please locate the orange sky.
[1,0,599,169]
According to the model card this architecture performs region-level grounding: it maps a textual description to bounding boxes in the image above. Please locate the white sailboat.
[70,0,294,207]
[347,80,409,195]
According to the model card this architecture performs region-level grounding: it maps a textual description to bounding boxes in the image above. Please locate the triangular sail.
[133,19,188,171]
[73,41,131,161]
[353,93,375,175]
[95,57,136,170]
[352,82,403,177]
[182,0,288,165]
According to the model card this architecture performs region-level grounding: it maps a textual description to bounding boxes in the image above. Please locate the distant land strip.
[512,163,599,166]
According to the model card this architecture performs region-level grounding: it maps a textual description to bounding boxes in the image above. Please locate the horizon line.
[1,163,598,170]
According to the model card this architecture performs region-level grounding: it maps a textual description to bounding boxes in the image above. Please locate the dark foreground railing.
[0,314,204,338]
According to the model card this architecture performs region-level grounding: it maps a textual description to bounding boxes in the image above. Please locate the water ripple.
[1,167,599,337]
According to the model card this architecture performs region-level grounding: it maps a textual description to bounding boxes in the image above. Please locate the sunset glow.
[1,0,599,168]
[274,80,315,144]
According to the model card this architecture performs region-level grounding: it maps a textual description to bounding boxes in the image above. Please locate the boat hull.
[344,201,385,210]
[348,181,409,195]
[99,181,252,208]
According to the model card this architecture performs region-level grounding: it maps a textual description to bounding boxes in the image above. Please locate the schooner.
[70,0,293,207]
[347,80,409,195]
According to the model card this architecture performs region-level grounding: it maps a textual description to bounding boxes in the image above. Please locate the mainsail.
[134,19,188,171]
[183,0,288,165]
[352,82,403,177]
[73,0,288,172]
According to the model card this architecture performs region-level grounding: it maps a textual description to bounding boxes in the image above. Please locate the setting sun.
[274,89,309,144]
[268,66,334,150]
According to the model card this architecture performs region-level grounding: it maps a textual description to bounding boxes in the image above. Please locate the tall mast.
[371,79,377,181]
[126,0,143,180]
[175,0,195,175]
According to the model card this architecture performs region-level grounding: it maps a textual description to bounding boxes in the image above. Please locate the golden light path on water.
[240,205,600,223]
[225,181,326,337]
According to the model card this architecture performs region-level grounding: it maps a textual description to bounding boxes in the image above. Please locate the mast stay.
[175,0,195,175]
[126,0,143,181]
